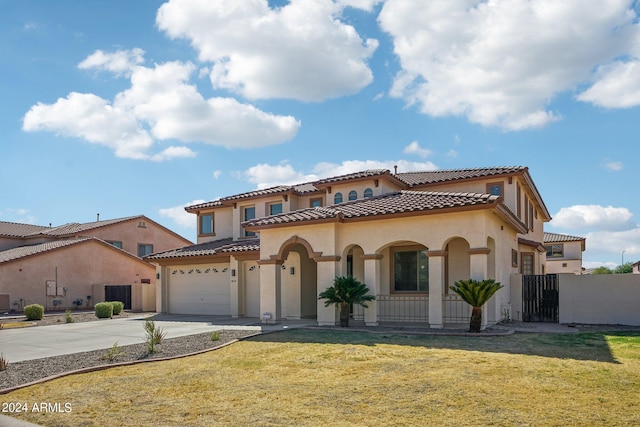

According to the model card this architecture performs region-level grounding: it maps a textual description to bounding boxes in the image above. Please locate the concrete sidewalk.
[0,315,312,363]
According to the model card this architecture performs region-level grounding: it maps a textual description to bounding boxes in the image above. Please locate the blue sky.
[1,0,639,268]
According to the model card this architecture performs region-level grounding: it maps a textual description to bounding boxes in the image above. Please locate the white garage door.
[168,263,231,315]
[244,262,261,317]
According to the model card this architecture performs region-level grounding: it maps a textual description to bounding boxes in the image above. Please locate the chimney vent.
[97,213,100,222]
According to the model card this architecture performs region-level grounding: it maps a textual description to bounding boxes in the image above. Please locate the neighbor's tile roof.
[0,221,49,238]
[243,190,500,227]
[0,238,90,264]
[27,216,142,237]
[145,238,260,260]
[396,166,527,187]
[543,232,585,243]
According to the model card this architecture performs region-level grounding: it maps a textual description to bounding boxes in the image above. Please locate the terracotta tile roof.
[0,238,91,264]
[244,190,500,227]
[396,166,527,187]
[28,216,142,237]
[0,221,49,238]
[145,238,260,260]
[543,232,585,243]
[313,169,390,185]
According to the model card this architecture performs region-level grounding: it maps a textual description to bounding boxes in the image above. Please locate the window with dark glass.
[269,203,283,215]
[199,213,214,235]
[310,198,322,207]
[364,188,373,198]
[334,192,343,204]
[107,241,123,249]
[348,190,357,201]
[138,244,153,257]
[545,244,563,258]
[487,182,503,196]
[243,206,256,237]
[393,249,429,292]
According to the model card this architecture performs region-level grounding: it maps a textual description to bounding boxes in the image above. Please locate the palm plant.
[450,278,503,333]
[318,276,375,327]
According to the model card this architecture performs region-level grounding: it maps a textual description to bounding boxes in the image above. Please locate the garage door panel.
[168,264,230,315]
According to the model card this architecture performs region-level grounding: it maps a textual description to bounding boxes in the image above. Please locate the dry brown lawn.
[4,329,640,427]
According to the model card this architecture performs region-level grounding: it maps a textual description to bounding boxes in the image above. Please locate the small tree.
[450,278,503,333]
[318,276,375,327]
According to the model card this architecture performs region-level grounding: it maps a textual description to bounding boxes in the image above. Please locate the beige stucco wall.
[558,273,640,326]
[79,218,190,255]
[0,241,155,312]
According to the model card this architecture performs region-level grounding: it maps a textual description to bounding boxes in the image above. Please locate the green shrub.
[210,331,221,341]
[95,302,113,319]
[109,301,124,315]
[64,309,74,323]
[24,304,44,321]
[0,353,8,371]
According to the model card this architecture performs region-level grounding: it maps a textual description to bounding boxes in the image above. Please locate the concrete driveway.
[0,314,312,363]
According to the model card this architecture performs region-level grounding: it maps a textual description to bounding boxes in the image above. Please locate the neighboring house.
[148,166,551,328]
[0,215,192,312]
[633,261,640,274]
[543,232,586,275]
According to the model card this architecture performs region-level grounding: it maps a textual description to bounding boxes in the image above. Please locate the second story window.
[107,241,123,249]
[545,244,563,258]
[364,188,373,198]
[310,197,322,208]
[487,182,503,196]
[334,192,343,204]
[199,213,214,235]
[269,202,283,215]
[348,190,357,201]
[138,244,153,257]
[243,206,256,237]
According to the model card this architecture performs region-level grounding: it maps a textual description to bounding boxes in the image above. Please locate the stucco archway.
[277,238,318,319]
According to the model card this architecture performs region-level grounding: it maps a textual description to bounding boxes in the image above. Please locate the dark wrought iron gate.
[522,274,558,322]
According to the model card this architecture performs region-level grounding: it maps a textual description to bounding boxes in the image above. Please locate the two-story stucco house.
[147,166,551,328]
[0,215,192,312]
[543,232,586,275]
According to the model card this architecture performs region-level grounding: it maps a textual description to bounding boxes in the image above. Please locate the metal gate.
[522,274,558,322]
[105,285,132,310]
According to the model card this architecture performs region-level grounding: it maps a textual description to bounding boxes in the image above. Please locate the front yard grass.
[4,329,640,426]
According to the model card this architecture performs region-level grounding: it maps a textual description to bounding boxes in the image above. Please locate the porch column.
[156,265,169,313]
[427,251,447,329]
[258,259,282,324]
[229,257,241,318]
[469,248,490,329]
[315,256,341,326]
[363,254,382,326]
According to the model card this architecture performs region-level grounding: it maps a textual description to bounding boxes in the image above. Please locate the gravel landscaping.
[0,312,258,392]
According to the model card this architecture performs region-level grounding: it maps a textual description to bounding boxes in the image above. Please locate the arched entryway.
[278,239,318,319]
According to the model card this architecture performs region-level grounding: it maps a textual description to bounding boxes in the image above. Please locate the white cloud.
[22,92,155,160]
[577,60,640,108]
[446,149,458,158]
[213,170,222,179]
[583,227,640,258]
[403,141,432,158]
[551,205,636,231]
[156,0,378,101]
[78,48,145,76]
[158,200,206,229]
[243,159,438,189]
[378,0,640,130]
[604,160,623,171]
[23,54,301,160]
